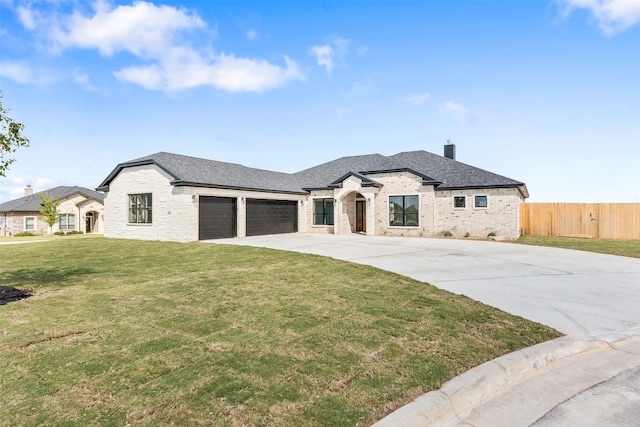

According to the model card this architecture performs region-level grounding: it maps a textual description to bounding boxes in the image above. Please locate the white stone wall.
[434,188,524,240]
[104,164,305,242]
[370,172,436,237]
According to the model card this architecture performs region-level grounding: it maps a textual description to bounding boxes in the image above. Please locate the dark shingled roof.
[0,186,105,213]
[97,152,307,194]
[97,150,528,197]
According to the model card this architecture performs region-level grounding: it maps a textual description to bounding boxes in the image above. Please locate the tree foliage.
[38,192,61,234]
[0,93,30,177]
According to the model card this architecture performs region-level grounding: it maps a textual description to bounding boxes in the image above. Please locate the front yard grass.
[517,235,640,259]
[0,238,560,426]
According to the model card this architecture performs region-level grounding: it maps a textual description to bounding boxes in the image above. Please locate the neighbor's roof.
[97,150,528,197]
[0,186,104,213]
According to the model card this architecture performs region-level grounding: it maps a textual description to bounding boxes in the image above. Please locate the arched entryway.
[85,211,98,233]
[338,191,369,234]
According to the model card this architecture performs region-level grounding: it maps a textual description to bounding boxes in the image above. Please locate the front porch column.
[366,195,376,236]
[333,197,341,235]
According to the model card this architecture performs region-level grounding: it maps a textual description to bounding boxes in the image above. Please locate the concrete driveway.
[214,233,640,336]
[213,233,640,426]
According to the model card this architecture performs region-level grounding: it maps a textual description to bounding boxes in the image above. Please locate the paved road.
[214,233,640,426]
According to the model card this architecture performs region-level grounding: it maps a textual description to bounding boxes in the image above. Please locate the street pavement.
[212,233,640,426]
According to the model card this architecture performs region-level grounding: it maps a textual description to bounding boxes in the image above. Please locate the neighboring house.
[97,144,528,242]
[0,186,105,236]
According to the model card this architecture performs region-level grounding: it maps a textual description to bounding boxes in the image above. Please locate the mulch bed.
[0,286,32,305]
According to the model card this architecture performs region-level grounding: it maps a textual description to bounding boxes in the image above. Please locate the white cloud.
[114,51,304,93]
[405,92,431,106]
[50,1,206,57]
[309,44,334,73]
[558,0,640,35]
[439,101,469,123]
[15,1,304,93]
[0,61,33,84]
[73,71,97,91]
[309,36,357,74]
[246,28,257,41]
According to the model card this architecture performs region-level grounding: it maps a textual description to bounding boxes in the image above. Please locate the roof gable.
[0,186,105,213]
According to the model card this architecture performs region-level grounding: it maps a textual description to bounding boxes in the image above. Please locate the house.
[97,144,528,242]
[0,186,105,236]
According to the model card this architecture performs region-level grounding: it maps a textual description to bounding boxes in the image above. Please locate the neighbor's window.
[454,196,466,208]
[59,214,75,231]
[313,198,334,225]
[389,195,419,227]
[25,217,35,230]
[129,193,152,224]
[475,196,488,208]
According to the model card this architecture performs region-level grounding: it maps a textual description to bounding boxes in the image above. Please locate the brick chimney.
[24,185,34,196]
[444,141,456,160]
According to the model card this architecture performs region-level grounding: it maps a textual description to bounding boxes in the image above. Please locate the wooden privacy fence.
[520,203,640,240]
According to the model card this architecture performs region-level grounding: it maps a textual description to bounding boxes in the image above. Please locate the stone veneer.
[105,164,523,242]
[1,193,104,236]
[104,164,306,241]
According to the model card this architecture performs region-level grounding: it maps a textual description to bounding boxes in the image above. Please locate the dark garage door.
[246,199,298,236]
[199,196,236,240]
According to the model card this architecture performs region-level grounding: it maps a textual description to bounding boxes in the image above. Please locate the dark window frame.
[454,196,466,208]
[313,198,334,225]
[129,193,153,224]
[389,195,419,227]
[474,195,488,208]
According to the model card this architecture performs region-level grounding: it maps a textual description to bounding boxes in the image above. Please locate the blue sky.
[1,0,639,203]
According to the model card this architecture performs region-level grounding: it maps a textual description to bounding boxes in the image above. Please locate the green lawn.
[517,235,640,259]
[0,238,559,426]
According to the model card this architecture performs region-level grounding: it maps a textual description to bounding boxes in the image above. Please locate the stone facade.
[104,163,524,242]
[434,188,524,240]
[305,172,523,240]
[104,164,306,242]
[1,193,104,236]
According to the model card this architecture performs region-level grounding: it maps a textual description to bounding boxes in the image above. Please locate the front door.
[356,200,366,232]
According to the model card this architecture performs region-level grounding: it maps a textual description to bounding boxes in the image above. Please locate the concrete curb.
[372,329,640,427]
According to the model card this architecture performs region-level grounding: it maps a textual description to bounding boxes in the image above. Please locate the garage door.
[246,199,298,236]
[199,196,236,240]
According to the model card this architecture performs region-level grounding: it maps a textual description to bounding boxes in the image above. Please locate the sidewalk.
[372,329,640,426]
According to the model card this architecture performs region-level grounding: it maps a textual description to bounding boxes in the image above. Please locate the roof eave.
[436,183,526,192]
[171,180,308,196]
[97,158,180,191]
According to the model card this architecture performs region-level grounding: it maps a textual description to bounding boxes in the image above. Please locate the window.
[454,196,466,208]
[475,196,488,208]
[313,198,334,225]
[59,214,75,231]
[25,217,35,230]
[129,193,152,223]
[389,195,419,227]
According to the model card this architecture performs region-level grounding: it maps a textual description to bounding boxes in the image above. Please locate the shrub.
[53,231,66,236]
[14,231,37,237]
[487,231,497,238]
[67,230,84,235]
[464,232,471,238]
[440,230,453,237]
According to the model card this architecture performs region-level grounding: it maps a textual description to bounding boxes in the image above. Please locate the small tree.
[38,192,61,234]
[0,92,30,177]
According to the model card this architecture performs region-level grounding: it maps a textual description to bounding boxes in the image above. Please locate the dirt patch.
[0,286,32,305]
